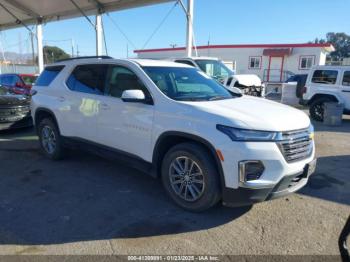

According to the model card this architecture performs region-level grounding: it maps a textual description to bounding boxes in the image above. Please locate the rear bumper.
[222,161,315,207]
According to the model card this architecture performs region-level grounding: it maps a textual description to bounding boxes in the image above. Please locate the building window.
[249,57,261,69]
[299,56,314,69]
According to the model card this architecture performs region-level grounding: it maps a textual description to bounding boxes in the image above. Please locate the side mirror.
[121,89,148,103]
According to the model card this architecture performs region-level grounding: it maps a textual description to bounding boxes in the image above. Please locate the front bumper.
[222,159,316,207]
[0,116,33,130]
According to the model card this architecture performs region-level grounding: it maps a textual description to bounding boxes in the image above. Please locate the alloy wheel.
[41,125,56,154]
[169,156,205,202]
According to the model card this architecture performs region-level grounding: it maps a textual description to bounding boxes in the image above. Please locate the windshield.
[143,66,236,101]
[21,75,37,85]
[195,59,233,80]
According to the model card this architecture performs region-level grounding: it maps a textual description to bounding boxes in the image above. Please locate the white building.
[135,43,335,83]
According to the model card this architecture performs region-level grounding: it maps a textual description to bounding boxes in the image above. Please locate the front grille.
[277,128,313,163]
[0,106,30,122]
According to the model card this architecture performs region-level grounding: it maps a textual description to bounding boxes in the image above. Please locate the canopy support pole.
[96,13,103,56]
[36,19,44,73]
[185,0,194,57]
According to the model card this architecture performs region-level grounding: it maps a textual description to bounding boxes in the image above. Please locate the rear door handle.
[100,103,111,110]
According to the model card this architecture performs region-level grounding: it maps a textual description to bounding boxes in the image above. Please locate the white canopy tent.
[0,0,194,72]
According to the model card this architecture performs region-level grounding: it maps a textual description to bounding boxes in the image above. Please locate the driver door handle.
[100,103,111,110]
[58,96,65,102]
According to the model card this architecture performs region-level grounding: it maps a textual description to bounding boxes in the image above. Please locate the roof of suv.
[312,65,350,70]
[49,58,191,68]
[174,57,220,61]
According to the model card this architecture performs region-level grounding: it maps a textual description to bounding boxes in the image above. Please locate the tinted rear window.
[35,66,65,86]
[311,70,338,85]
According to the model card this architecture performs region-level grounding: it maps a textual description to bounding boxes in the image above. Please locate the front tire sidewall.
[310,98,333,122]
[38,118,64,160]
[161,143,221,212]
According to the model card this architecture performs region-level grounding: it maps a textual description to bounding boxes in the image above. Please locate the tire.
[161,142,221,212]
[309,97,334,122]
[37,118,65,160]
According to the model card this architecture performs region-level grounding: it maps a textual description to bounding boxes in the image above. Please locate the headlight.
[217,125,280,142]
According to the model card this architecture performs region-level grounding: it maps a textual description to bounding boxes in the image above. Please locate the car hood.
[232,74,262,87]
[0,94,30,106]
[186,96,310,132]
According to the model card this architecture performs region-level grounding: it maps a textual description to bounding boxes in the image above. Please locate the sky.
[0,0,350,58]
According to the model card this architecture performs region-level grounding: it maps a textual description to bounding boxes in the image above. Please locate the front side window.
[312,70,338,85]
[105,65,150,98]
[299,56,314,69]
[195,60,232,80]
[66,64,108,95]
[249,57,261,69]
[342,71,350,86]
[143,66,236,101]
[36,66,64,86]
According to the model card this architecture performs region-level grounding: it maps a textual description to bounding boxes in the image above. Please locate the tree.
[42,45,70,64]
[311,32,350,61]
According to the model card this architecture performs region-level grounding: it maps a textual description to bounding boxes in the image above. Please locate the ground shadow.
[311,118,350,133]
[298,155,350,206]
[0,136,250,245]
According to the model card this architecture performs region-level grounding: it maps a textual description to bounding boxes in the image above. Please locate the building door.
[268,56,284,82]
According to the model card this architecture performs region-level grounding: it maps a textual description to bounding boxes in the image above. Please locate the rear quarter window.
[342,71,350,86]
[311,70,338,85]
[35,66,65,86]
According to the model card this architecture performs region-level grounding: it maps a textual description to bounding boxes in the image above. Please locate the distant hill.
[0,52,35,64]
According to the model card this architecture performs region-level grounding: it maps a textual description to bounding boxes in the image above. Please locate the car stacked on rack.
[0,73,37,95]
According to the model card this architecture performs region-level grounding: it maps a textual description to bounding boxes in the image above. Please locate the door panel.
[58,64,108,141]
[341,71,350,110]
[97,65,154,161]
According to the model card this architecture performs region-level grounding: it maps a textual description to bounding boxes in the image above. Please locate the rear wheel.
[309,97,335,122]
[38,118,65,160]
[161,142,221,212]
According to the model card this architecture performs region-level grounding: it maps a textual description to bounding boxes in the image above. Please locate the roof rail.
[55,56,113,62]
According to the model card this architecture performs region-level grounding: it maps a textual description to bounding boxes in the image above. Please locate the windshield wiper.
[208,96,229,101]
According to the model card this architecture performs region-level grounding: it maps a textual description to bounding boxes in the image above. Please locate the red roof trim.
[134,43,333,53]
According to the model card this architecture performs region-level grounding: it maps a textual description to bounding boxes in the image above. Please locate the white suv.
[301,65,350,121]
[31,57,316,211]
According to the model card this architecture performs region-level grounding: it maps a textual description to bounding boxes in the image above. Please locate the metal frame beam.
[185,0,194,57]
[36,19,44,73]
[95,13,103,56]
[1,0,39,18]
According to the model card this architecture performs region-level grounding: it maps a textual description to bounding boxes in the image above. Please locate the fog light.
[239,161,265,182]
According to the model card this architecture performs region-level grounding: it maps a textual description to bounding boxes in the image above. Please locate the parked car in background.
[285,74,308,98]
[0,73,38,95]
[31,57,316,212]
[173,57,265,97]
[300,66,350,121]
[0,85,32,130]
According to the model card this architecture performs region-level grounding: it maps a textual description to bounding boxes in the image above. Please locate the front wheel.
[161,142,221,212]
